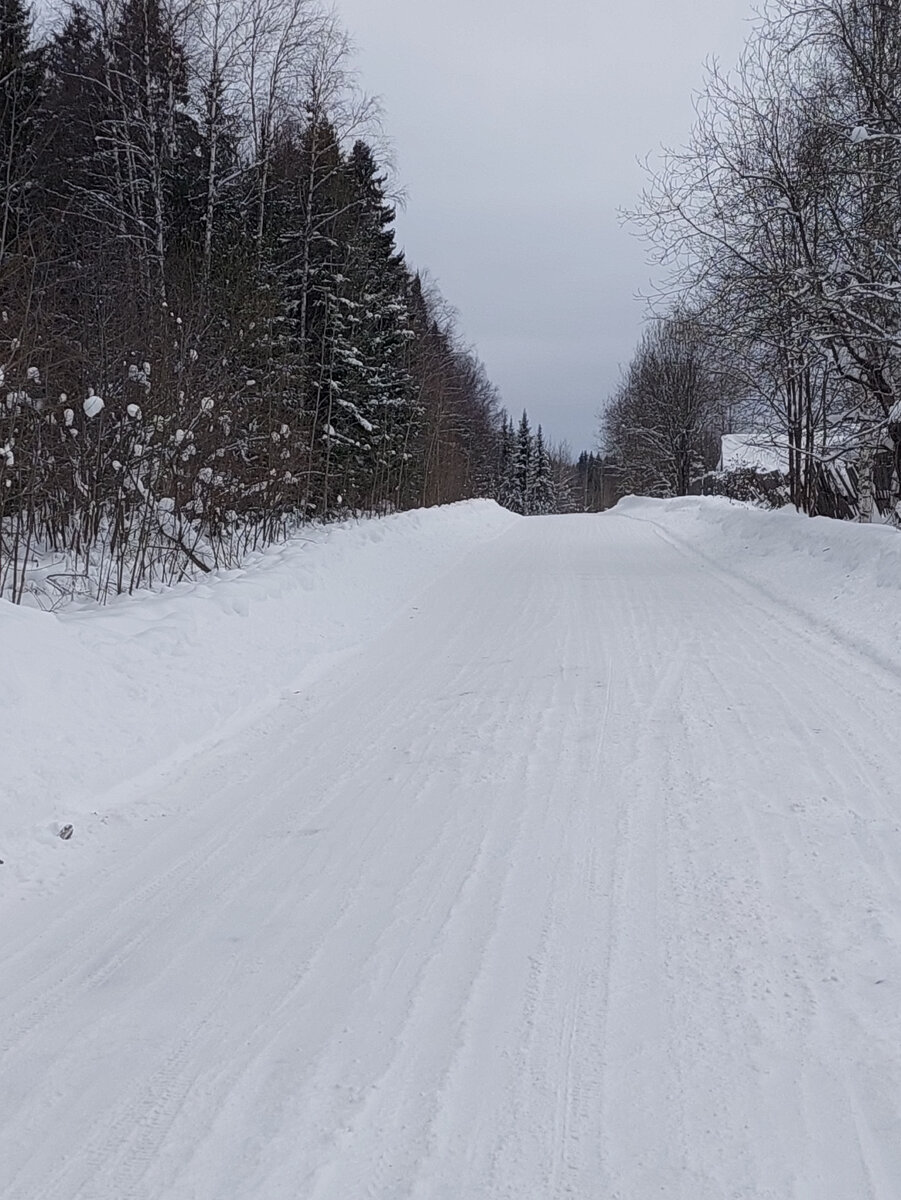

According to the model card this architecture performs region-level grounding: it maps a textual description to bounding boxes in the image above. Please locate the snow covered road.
[3,509,901,1198]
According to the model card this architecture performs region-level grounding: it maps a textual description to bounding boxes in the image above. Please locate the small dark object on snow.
[59,824,74,841]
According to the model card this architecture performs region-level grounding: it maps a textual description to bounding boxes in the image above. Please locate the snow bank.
[614,495,901,674]
[0,501,518,891]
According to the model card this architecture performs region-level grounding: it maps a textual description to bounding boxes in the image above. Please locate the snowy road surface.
[4,509,901,1198]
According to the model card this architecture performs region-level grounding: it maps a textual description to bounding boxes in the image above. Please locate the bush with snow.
[83,392,104,419]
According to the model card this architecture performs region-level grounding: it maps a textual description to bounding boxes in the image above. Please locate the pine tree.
[514,410,534,514]
[495,414,512,500]
[531,425,557,514]
[336,140,418,513]
[261,117,345,510]
[0,0,42,255]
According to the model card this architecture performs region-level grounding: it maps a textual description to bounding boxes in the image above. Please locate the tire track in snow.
[5,513,901,1198]
[123,556,547,1195]
[301,589,553,1199]
[597,602,696,1197]
[632,523,901,1199]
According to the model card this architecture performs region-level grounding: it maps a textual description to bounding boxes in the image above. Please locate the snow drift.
[615,495,901,678]
[0,501,518,893]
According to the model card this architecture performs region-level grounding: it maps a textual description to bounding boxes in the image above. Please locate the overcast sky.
[332,0,755,451]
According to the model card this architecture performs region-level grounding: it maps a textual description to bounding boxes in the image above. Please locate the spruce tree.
[289,137,420,514]
[515,410,534,514]
[495,415,513,502]
[532,425,557,514]
[339,140,418,512]
[0,0,42,248]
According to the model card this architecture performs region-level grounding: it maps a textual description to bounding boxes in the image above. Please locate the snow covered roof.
[720,434,788,475]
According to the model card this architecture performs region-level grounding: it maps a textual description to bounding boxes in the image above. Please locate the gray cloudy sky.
[333,0,755,451]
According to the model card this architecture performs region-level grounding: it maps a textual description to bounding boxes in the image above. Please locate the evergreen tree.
[0,0,42,254]
[531,425,557,514]
[107,0,205,299]
[330,140,418,513]
[495,414,513,503]
[0,0,514,600]
[514,410,534,514]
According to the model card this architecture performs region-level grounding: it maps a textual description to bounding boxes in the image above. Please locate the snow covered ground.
[3,497,901,1198]
[616,494,901,673]
[0,501,517,894]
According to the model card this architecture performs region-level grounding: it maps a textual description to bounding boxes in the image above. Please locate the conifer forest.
[0,0,572,602]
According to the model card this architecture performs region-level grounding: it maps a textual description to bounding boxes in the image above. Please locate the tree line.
[0,0,569,604]
[602,0,901,521]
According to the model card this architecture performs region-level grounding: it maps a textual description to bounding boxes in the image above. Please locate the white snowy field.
[2,497,901,1198]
